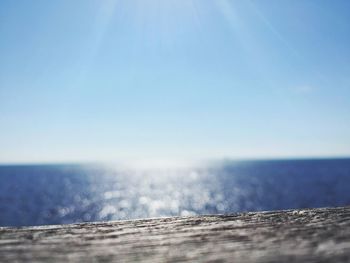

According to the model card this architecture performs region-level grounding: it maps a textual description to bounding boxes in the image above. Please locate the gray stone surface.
[1,206,350,262]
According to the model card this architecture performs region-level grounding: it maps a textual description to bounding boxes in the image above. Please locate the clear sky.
[1,0,350,164]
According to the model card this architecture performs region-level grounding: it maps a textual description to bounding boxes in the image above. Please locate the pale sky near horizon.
[1,0,350,164]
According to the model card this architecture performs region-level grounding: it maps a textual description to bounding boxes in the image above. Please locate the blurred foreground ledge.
[1,206,350,262]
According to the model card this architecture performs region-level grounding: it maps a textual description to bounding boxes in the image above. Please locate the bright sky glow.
[1,0,350,164]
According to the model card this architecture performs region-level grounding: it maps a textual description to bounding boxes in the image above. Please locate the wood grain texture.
[1,206,350,262]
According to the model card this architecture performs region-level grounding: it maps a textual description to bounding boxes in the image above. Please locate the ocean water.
[0,158,350,227]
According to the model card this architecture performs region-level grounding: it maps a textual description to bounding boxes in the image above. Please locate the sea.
[1,158,350,227]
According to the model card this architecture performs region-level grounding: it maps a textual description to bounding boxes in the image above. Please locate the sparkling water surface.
[0,159,350,227]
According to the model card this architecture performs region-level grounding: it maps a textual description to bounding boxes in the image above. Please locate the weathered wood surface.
[1,206,350,262]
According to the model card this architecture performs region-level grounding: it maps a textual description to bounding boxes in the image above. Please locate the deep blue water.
[0,158,350,227]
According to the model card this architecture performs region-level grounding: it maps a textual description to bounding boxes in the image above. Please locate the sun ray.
[247,0,301,58]
[73,0,119,89]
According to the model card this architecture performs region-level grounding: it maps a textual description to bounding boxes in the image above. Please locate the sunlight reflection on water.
[0,159,350,226]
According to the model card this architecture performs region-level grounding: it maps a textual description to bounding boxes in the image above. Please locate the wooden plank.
[1,206,350,262]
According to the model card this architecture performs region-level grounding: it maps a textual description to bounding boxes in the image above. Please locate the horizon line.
[0,155,349,168]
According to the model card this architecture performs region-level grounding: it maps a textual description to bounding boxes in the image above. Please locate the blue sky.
[1,0,350,164]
